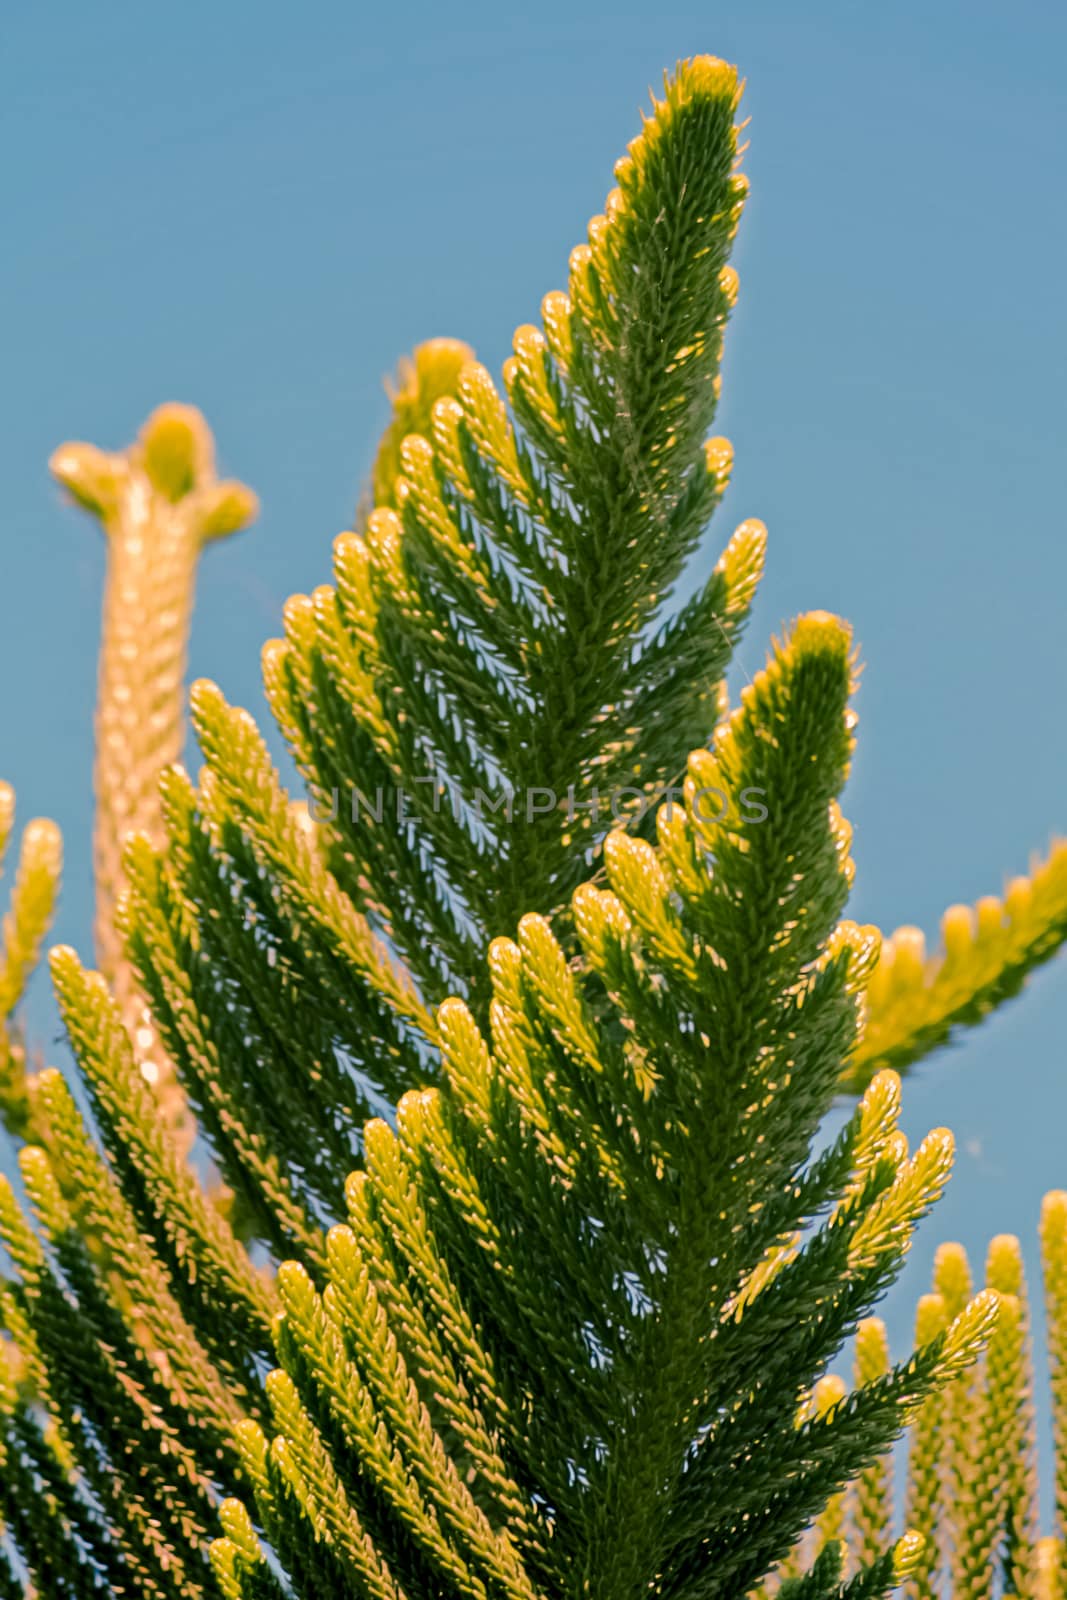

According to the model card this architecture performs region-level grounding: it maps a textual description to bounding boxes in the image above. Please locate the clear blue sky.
[3,0,1066,1486]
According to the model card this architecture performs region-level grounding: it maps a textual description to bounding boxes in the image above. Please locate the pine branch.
[106,54,766,1297]
[901,1294,948,1600]
[1044,1192,1067,1542]
[850,1321,892,1573]
[123,57,761,1141]
[846,839,1067,1091]
[0,784,61,1143]
[226,608,996,1600]
[792,1201,1067,1600]
[49,945,276,1348]
[51,405,258,1151]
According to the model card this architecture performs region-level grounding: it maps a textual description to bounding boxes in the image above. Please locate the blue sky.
[3,0,1066,1488]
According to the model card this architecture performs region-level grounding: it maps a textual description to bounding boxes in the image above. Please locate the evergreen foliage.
[0,51,1064,1600]
[846,842,1067,1093]
[772,1195,1067,1600]
[50,404,258,1151]
[0,790,61,1145]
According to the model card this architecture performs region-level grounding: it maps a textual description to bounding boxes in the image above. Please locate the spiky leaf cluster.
[775,1198,1067,1598]
[205,611,993,1600]
[0,786,61,1143]
[0,609,996,1599]
[0,49,1065,1600]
